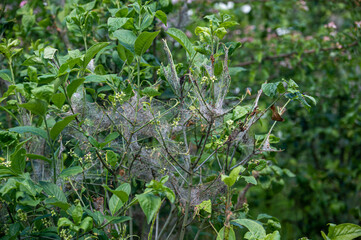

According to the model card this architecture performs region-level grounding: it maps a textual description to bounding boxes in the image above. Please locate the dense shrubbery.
[0,1,360,240]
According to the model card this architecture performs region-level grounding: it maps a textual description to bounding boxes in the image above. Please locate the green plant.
[0,1,360,240]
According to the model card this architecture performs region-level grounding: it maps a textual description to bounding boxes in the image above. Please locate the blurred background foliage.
[1,0,360,239]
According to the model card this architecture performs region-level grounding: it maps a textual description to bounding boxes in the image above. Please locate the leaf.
[304,94,317,105]
[197,200,212,214]
[57,218,74,231]
[59,166,83,178]
[32,85,54,103]
[233,106,248,120]
[270,105,284,122]
[72,204,83,225]
[242,176,257,185]
[10,148,26,174]
[103,216,131,226]
[221,166,245,187]
[262,82,280,97]
[217,226,236,240]
[103,183,130,203]
[106,150,118,167]
[44,46,58,60]
[327,223,361,240]
[39,181,67,203]
[83,42,109,69]
[25,154,51,164]
[22,56,44,66]
[134,31,160,56]
[166,28,196,57]
[215,27,227,39]
[108,183,131,215]
[9,126,47,139]
[142,87,161,98]
[232,219,266,239]
[50,114,79,140]
[229,67,246,76]
[67,78,85,100]
[79,216,93,232]
[113,29,137,53]
[263,231,281,240]
[22,15,35,32]
[136,193,162,224]
[155,10,167,25]
[0,69,12,82]
[51,93,66,109]
[107,17,130,32]
[20,99,48,116]
[99,132,119,148]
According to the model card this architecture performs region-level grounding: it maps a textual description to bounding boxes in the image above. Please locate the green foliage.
[0,0,359,239]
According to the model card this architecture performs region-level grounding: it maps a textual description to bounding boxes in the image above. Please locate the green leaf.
[9,126,47,139]
[72,204,83,225]
[159,0,169,7]
[103,183,130,203]
[136,193,162,224]
[57,218,74,231]
[304,94,317,105]
[20,99,48,116]
[155,10,167,25]
[44,46,58,60]
[233,106,248,120]
[134,31,160,56]
[22,56,44,66]
[113,29,137,53]
[51,93,66,109]
[108,183,131,215]
[25,154,51,164]
[22,15,35,32]
[50,114,79,140]
[0,69,12,82]
[107,17,130,32]
[59,166,83,178]
[39,181,67,202]
[217,226,236,240]
[44,198,70,210]
[327,223,361,240]
[99,132,119,148]
[197,200,212,214]
[242,175,257,185]
[232,219,266,239]
[32,85,54,103]
[166,28,196,57]
[262,82,281,97]
[263,231,281,240]
[106,150,118,167]
[221,166,245,187]
[0,178,18,195]
[142,87,161,98]
[10,148,26,174]
[67,78,85,99]
[229,67,246,76]
[79,216,93,232]
[83,42,109,69]
[103,216,131,226]
[215,27,227,39]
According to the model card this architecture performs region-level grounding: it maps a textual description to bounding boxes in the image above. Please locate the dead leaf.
[271,105,285,122]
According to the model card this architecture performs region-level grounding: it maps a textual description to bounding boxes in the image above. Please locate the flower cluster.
[60,229,73,240]
[17,209,27,221]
